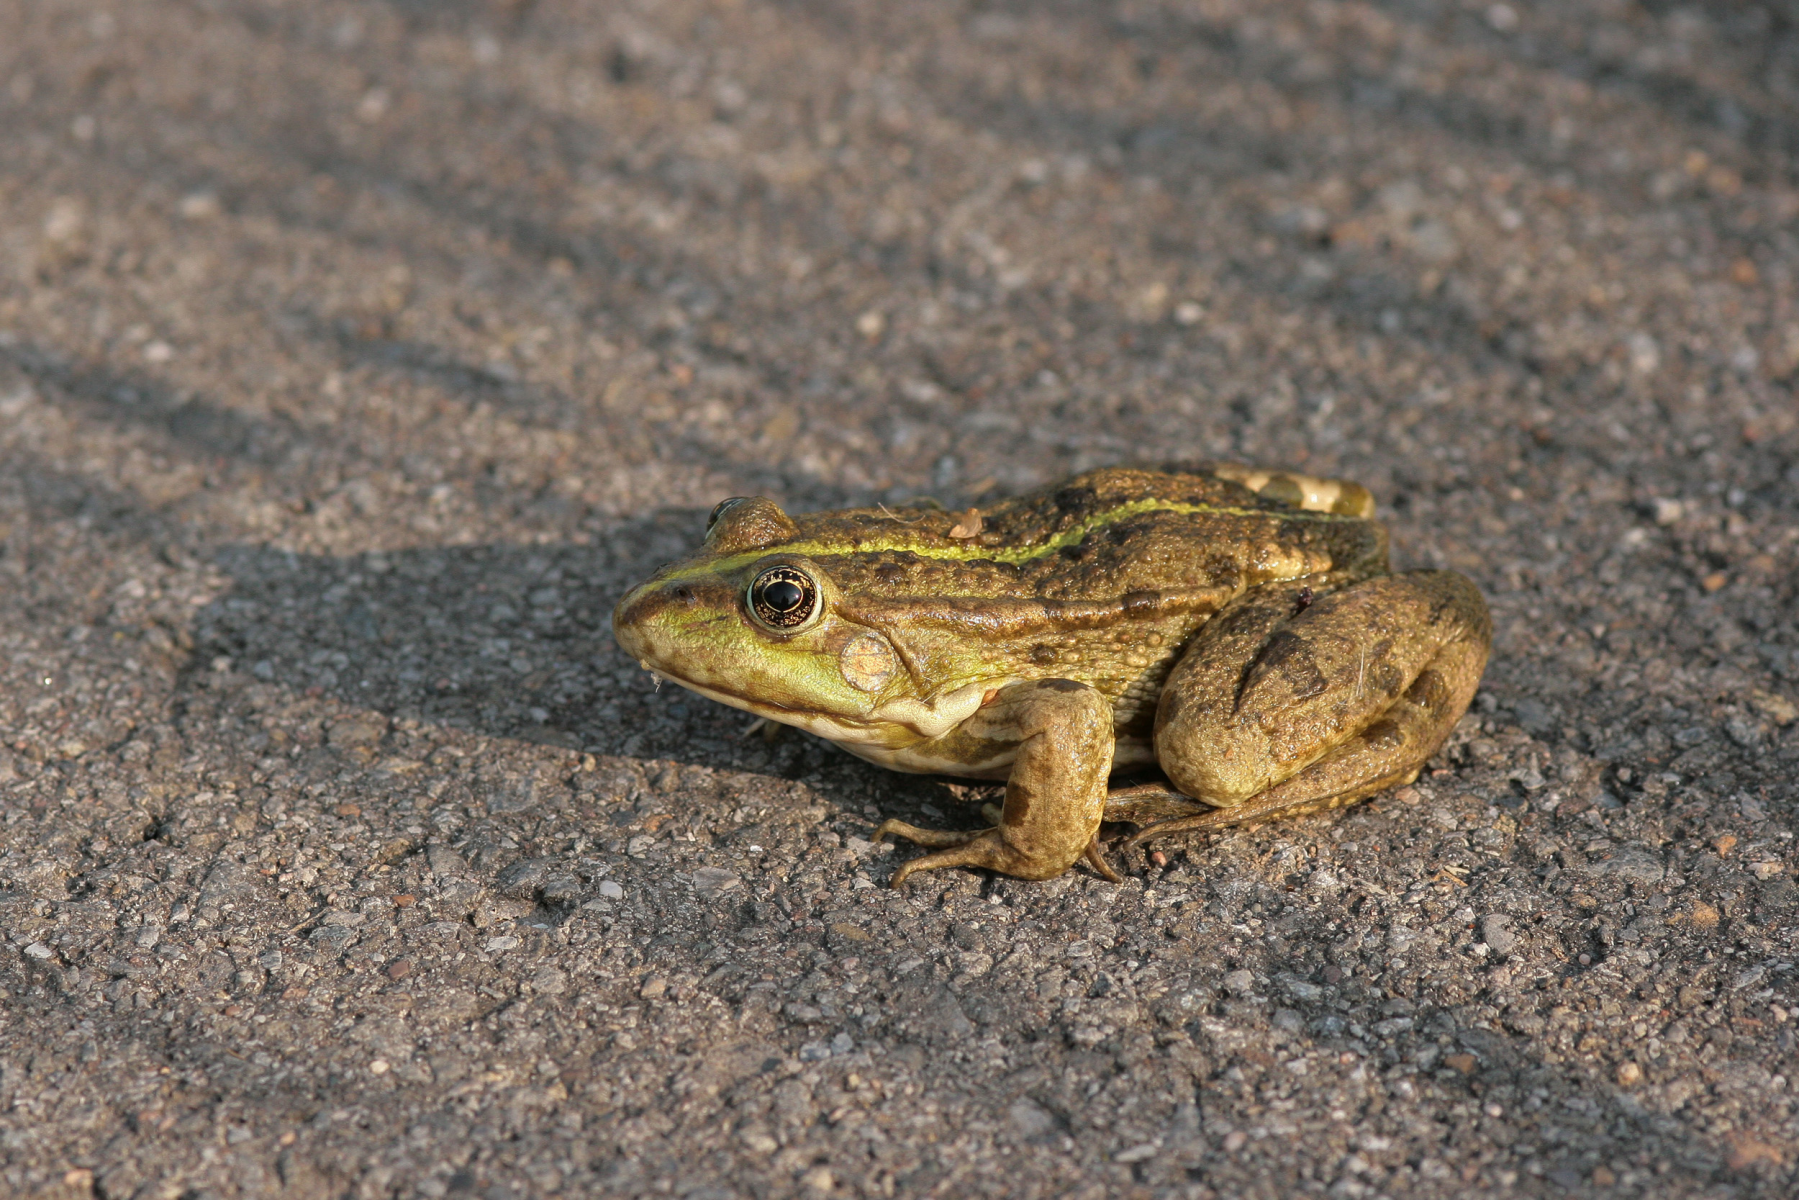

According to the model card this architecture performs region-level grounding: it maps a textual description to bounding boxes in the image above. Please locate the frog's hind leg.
[1123,682,1455,850]
[1132,570,1490,850]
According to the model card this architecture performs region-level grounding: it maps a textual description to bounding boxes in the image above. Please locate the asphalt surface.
[3,2,1799,1197]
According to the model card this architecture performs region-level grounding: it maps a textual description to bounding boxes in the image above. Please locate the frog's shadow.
[189,511,985,823]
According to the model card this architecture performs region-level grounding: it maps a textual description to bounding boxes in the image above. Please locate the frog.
[612,463,1490,886]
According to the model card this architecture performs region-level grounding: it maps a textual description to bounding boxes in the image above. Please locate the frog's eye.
[706,497,750,535]
[747,565,819,632]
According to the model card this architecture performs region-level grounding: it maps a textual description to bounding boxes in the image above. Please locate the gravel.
[3,1,1799,1198]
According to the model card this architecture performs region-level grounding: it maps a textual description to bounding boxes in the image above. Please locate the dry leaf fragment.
[1726,1131,1786,1171]
[1750,689,1798,726]
[947,508,983,539]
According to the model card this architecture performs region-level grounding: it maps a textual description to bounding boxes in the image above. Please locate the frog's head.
[612,497,944,744]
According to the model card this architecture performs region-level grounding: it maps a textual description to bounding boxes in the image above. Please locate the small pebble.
[1222,969,1256,996]
[1479,914,1518,956]
[178,192,221,220]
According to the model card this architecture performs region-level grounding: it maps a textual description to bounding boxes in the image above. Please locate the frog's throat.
[645,665,997,748]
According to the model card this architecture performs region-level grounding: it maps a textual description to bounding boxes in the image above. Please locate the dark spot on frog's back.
[1201,554,1242,589]
[1036,678,1086,693]
[1030,643,1057,666]
[1054,485,1097,515]
[1121,590,1161,617]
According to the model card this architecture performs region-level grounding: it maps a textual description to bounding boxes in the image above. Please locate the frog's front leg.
[1133,570,1490,846]
[875,679,1116,886]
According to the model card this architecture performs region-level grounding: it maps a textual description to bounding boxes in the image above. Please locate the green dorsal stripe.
[659,498,1353,581]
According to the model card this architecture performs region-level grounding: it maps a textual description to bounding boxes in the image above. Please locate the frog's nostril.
[671,584,695,604]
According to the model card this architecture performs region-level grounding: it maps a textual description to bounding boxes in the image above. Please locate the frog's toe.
[1082,836,1122,884]
[872,819,989,850]
[885,830,1007,887]
[882,827,1115,887]
[1121,810,1231,853]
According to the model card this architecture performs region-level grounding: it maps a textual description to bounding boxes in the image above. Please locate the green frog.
[612,464,1490,886]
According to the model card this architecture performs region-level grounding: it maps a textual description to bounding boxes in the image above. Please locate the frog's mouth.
[664,666,803,720]
[634,655,907,748]
[638,659,997,758]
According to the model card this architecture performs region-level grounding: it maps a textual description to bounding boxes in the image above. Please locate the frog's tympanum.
[613,464,1490,886]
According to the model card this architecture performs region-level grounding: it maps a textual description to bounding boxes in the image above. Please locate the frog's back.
[811,463,1388,603]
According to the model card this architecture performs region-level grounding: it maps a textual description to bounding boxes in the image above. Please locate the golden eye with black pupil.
[706,497,750,534]
[748,566,817,631]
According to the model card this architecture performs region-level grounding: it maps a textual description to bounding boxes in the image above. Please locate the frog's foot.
[878,826,1004,887]
[873,819,989,851]
[878,823,1119,888]
[1120,781,1376,853]
[985,801,1121,881]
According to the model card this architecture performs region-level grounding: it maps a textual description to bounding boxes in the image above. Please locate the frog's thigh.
[1155,571,1491,808]
[879,679,1115,886]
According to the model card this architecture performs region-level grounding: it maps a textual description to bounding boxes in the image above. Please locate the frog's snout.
[610,583,663,663]
[611,577,711,666]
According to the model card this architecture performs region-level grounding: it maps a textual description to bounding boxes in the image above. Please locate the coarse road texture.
[2,2,1799,1198]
